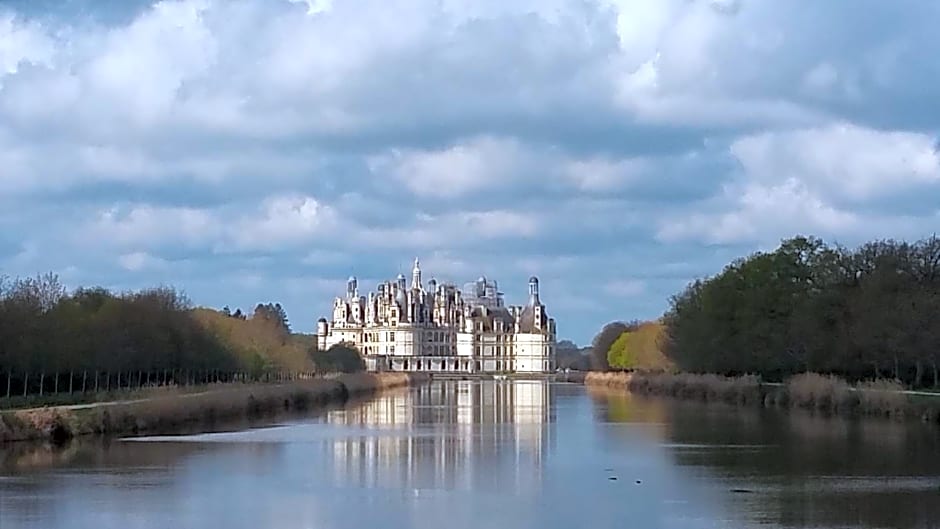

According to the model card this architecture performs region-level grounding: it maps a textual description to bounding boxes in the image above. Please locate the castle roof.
[517,305,549,334]
[468,306,515,332]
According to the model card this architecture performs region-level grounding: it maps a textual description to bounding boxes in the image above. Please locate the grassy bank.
[0,373,421,444]
[585,371,940,422]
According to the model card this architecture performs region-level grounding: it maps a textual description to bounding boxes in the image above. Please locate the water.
[2,380,939,529]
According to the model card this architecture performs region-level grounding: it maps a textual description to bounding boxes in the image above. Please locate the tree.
[555,340,591,370]
[314,345,365,373]
[590,322,630,371]
[607,332,632,369]
[607,322,672,371]
[253,302,290,335]
[663,235,940,387]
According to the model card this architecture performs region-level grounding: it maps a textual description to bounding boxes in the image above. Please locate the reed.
[585,370,935,422]
[0,373,419,444]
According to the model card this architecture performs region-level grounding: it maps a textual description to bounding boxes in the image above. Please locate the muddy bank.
[0,373,423,444]
[585,371,940,423]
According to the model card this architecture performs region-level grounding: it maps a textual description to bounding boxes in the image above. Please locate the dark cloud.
[2,0,940,343]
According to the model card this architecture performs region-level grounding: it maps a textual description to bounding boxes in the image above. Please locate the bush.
[857,379,908,416]
[313,345,366,374]
[786,373,857,413]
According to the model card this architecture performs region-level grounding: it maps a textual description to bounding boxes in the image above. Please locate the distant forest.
[0,275,360,394]
[590,235,940,388]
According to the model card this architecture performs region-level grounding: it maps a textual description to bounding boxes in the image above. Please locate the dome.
[529,276,539,283]
[348,276,356,282]
[397,273,406,281]
[317,317,327,323]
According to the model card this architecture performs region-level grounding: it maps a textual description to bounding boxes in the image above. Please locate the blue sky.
[1,0,939,345]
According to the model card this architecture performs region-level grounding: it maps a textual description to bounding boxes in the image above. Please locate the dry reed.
[0,373,419,444]
[585,370,933,422]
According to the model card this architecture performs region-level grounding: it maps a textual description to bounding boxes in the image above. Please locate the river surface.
[2,380,939,529]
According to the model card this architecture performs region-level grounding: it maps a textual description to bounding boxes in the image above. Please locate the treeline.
[664,236,940,387]
[555,340,592,370]
[0,274,362,399]
[589,320,671,371]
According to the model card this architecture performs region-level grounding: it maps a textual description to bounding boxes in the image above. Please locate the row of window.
[387,359,554,372]
[362,330,454,343]
[359,345,550,357]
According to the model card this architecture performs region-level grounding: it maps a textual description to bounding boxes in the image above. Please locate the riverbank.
[585,371,940,422]
[0,373,422,444]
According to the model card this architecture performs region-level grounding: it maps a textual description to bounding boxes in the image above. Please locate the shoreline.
[0,373,424,444]
[584,371,940,423]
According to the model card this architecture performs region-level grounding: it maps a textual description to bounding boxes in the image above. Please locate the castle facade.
[317,259,556,373]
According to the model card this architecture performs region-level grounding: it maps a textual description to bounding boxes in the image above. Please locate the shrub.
[786,373,856,413]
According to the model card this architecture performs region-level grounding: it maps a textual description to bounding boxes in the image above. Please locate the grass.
[587,370,940,423]
[0,372,420,444]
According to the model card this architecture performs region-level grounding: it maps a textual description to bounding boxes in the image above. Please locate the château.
[317,259,557,373]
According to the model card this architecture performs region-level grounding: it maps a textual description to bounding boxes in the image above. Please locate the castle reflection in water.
[322,380,555,492]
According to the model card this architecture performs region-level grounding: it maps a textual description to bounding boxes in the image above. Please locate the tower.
[412,257,422,290]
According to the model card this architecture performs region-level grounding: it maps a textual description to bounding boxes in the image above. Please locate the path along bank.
[0,373,423,444]
[584,371,940,423]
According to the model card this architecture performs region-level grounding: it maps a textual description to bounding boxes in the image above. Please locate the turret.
[316,318,328,351]
[412,258,422,290]
[528,276,541,306]
[347,276,358,299]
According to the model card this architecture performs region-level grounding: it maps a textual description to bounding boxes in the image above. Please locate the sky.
[1,0,940,345]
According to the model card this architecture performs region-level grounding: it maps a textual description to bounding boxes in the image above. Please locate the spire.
[412,257,422,290]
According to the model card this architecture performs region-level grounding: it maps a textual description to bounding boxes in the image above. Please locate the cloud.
[731,123,940,203]
[371,137,530,198]
[658,122,940,245]
[657,179,860,245]
[562,157,649,192]
[118,251,169,271]
[605,279,646,297]
[3,0,940,344]
[0,13,54,76]
[228,194,336,252]
[90,204,222,248]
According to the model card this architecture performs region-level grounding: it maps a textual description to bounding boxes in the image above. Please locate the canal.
[2,379,939,528]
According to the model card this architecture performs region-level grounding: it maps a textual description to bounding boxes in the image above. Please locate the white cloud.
[355,209,539,249]
[118,251,169,272]
[85,193,336,253]
[229,194,336,251]
[731,123,940,202]
[0,13,54,76]
[90,204,222,248]
[372,137,531,198]
[563,157,648,192]
[657,179,859,244]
